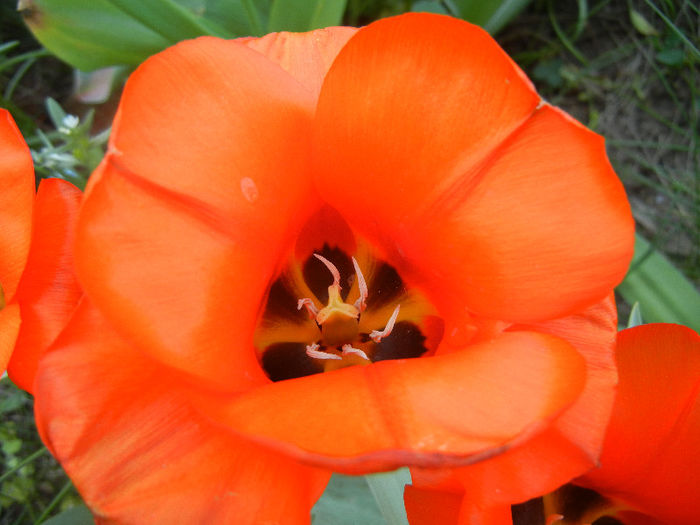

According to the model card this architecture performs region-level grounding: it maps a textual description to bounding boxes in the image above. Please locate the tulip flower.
[0,109,82,387]
[34,13,634,523]
[406,323,700,525]
[568,323,700,524]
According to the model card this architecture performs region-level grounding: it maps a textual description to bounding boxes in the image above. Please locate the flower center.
[254,243,443,382]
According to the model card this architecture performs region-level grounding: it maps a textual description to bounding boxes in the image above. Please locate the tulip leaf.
[267,0,347,33]
[626,302,644,328]
[105,0,228,41]
[411,0,451,15]
[41,504,95,525]
[365,468,412,525]
[312,474,384,524]
[453,0,532,34]
[617,233,700,332]
[18,0,235,71]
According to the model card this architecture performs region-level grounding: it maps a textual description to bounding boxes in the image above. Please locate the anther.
[306,343,341,360]
[352,257,368,312]
[297,298,319,318]
[370,304,401,343]
[341,344,370,361]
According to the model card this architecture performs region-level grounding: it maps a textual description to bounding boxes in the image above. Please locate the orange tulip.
[0,109,82,387]
[569,323,700,524]
[34,14,634,523]
[406,324,700,525]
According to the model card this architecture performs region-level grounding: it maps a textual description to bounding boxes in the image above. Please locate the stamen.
[297,298,319,318]
[314,253,341,288]
[306,343,342,360]
[341,344,370,361]
[370,304,401,343]
[352,257,368,312]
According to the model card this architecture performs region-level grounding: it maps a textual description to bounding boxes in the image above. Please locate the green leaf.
[617,233,700,332]
[312,474,384,524]
[626,302,644,328]
[18,0,232,71]
[267,0,347,33]
[411,0,451,15]
[629,8,659,36]
[656,47,685,66]
[41,504,95,525]
[365,468,411,525]
[205,0,269,36]
[45,97,67,129]
[454,0,532,34]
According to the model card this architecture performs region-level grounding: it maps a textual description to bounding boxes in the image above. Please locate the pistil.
[297,252,403,366]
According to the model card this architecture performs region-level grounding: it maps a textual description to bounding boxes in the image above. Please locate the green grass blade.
[644,0,700,59]
[365,468,411,525]
[617,233,700,332]
[0,448,47,485]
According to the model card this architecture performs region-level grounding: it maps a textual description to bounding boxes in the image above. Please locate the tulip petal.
[103,36,316,217]
[35,301,330,525]
[577,324,700,524]
[404,479,514,525]
[77,37,320,389]
[9,179,82,393]
[77,161,269,390]
[207,331,586,472]
[0,108,34,301]
[314,13,539,235]
[404,485,463,525]
[240,26,357,98]
[407,105,633,322]
[448,295,618,506]
[0,303,21,373]
[314,13,632,322]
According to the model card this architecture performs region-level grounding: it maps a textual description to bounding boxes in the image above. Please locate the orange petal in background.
[404,474,513,525]
[0,108,35,372]
[576,323,700,524]
[0,108,34,303]
[35,300,331,525]
[239,26,357,99]
[0,303,21,374]
[9,178,82,393]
